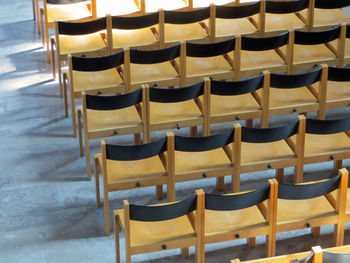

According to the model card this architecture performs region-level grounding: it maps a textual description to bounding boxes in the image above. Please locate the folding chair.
[289,25,346,73]
[109,12,159,51]
[95,0,140,18]
[236,31,290,79]
[65,51,124,137]
[79,88,146,181]
[276,168,348,249]
[40,0,95,62]
[166,129,234,198]
[183,38,235,84]
[144,81,207,140]
[204,180,277,257]
[206,74,264,126]
[52,17,108,97]
[232,116,306,192]
[114,193,204,263]
[96,137,169,235]
[123,44,182,91]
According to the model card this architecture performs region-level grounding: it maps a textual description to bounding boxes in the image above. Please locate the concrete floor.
[1,1,350,262]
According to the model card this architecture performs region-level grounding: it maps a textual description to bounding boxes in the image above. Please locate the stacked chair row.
[112,169,349,262]
[233,244,350,263]
[78,65,350,179]
[95,116,350,235]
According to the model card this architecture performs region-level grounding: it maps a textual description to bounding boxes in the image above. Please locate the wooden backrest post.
[311,246,323,263]
[101,140,108,189]
[234,35,241,81]
[261,70,270,128]
[140,0,146,14]
[91,0,97,18]
[180,42,187,87]
[195,189,205,263]
[123,200,131,260]
[209,4,216,43]
[306,0,315,31]
[294,115,306,184]
[232,123,242,193]
[123,48,131,92]
[258,0,266,37]
[337,24,346,67]
[54,21,61,58]
[317,64,328,120]
[158,9,165,48]
[266,179,278,257]
[188,0,193,9]
[287,30,295,74]
[203,77,211,136]
[106,14,113,54]
[166,132,176,202]
[141,85,150,143]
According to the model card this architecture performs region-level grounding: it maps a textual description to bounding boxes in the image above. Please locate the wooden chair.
[236,31,290,79]
[157,7,210,45]
[144,0,188,13]
[344,24,350,64]
[183,38,235,84]
[232,116,306,192]
[204,180,278,257]
[144,81,207,141]
[40,0,96,62]
[79,88,146,181]
[209,2,259,39]
[206,74,264,126]
[95,137,169,235]
[123,44,182,91]
[114,193,204,263]
[289,25,346,73]
[276,168,348,250]
[264,66,325,123]
[95,0,140,18]
[167,129,234,198]
[52,17,108,97]
[65,51,124,137]
[109,12,159,52]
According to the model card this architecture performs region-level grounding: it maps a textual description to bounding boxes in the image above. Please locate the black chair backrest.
[323,251,350,263]
[266,0,309,14]
[294,26,341,45]
[328,66,350,82]
[106,137,167,161]
[186,37,235,57]
[164,7,210,24]
[112,12,158,30]
[211,74,264,96]
[278,173,341,199]
[241,31,289,51]
[85,88,142,110]
[129,195,197,221]
[305,116,350,134]
[175,128,234,152]
[315,0,350,9]
[205,184,270,211]
[57,17,107,35]
[270,67,322,89]
[241,119,299,143]
[130,44,180,64]
[216,2,261,19]
[150,81,204,103]
[72,51,124,71]
[347,24,350,38]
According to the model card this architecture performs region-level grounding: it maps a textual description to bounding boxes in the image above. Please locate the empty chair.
[66,51,124,136]
[52,17,108,97]
[95,137,170,235]
[290,26,346,73]
[110,12,159,51]
[114,193,204,263]
[144,81,207,140]
[232,116,305,192]
[183,38,235,84]
[204,180,277,257]
[123,44,182,90]
[207,74,264,126]
[79,89,146,181]
[236,31,290,79]
[96,0,140,17]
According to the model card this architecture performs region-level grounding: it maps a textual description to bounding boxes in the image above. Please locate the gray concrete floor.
[1,1,350,262]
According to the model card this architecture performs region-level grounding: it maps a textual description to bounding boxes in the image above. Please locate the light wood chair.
[114,192,204,263]
[40,0,96,62]
[204,180,278,257]
[144,81,208,141]
[79,89,146,181]
[275,168,348,250]
[96,137,169,235]
[289,25,346,73]
[109,12,159,52]
[95,0,140,18]
[65,51,124,137]
[167,129,234,198]
[183,38,235,84]
[51,17,109,98]
[232,116,306,192]
[236,31,290,79]
[123,44,182,91]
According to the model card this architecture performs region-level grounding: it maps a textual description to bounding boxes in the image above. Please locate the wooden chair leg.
[63,73,68,117]
[78,109,83,157]
[248,237,256,248]
[333,223,345,247]
[266,234,276,257]
[71,92,77,137]
[45,23,51,63]
[36,0,41,34]
[181,247,189,258]
[216,177,225,191]
[276,168,284,182]
[32,0,36,20]
[334,160,343,174]
[40,8,45,47]
[156,185,163,200]
[94,157,101,208]
[245,119,253,128]
[190,126,198,137]
[312,226,320,237]
[84,130,92,180]
[51,38,56,81]
[103,189,110,235]
[114,216,121,263]
[134,133,141,145]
